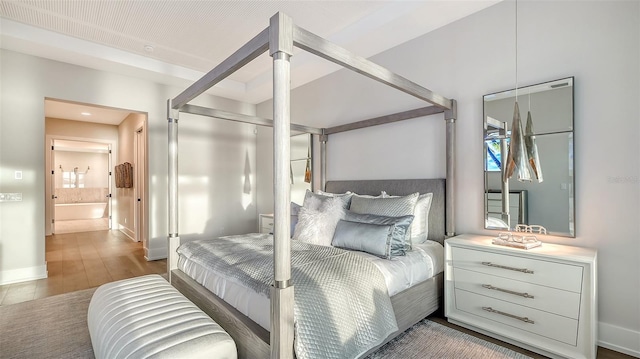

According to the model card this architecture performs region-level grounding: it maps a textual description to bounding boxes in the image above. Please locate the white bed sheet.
[177,239,444,331]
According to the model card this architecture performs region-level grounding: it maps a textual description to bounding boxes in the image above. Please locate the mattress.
[177,238,443,331]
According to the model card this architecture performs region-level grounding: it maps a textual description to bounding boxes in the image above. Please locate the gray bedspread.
[177,233,398,359]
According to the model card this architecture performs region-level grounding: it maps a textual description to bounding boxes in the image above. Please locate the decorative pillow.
[316,189,352,197]
[332,221,393,259]
[293,196,345,246]
[349,192,419,249]
[290,202,302,235]
[382,191,433,244]
[304,189,353,209]
[350,192,385,199]
[332,211,414,258]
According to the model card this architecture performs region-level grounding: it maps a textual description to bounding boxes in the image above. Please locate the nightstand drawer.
[451,247,583,292]
[455,289,579,346]
[260,216,274,234]
[453,267,581,319]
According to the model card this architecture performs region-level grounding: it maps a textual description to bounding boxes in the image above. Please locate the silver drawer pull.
[482,261,534,274]
[482,307,535,324]
[482,284,534,299]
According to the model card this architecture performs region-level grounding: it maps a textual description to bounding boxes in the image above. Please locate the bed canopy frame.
[167,12,457,359]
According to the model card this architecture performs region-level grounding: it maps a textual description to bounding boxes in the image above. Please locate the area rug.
[0,287,96,359]
[1,288,531,359]
[365,318,532,358]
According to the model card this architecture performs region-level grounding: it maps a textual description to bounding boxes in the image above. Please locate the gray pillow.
[334,211,414,258]
[304,189,353,209]
[382,191,433,244]
[332,220,393,259]
[349,192,419,249]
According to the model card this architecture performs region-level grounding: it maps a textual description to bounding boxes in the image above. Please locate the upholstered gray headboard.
[325,179,446,244]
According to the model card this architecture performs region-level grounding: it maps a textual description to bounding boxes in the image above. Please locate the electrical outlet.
[124,218,127,224]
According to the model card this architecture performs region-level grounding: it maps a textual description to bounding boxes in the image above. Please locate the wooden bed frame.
[172,179,446,358]
[167,12,457,359]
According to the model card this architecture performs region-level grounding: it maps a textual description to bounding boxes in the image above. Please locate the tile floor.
[0,230,166,306]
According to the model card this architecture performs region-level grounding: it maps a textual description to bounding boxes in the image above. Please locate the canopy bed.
[167,12,457,359]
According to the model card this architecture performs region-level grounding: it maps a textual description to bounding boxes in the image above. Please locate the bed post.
[167,100,180,281]
[444,99,457,237]
[320,132,328,191]
[269,12,295,359]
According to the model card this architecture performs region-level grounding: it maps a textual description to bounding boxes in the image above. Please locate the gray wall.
[257,1,639,355]
[0,49,257,280]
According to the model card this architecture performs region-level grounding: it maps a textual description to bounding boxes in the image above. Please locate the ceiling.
[2,0,499,122]
[45,99,135,125]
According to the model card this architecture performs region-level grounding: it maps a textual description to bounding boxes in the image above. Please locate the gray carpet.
[0,288,531,359]
[0,288,97,359]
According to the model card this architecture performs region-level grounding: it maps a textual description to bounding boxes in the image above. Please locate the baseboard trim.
[118,225,136,242]
[598,322,640,357]
[0,264,48,285]
[145,246,167,261]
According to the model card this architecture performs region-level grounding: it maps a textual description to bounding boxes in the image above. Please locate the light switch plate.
[0,193,23,202]
[15,171,22,180]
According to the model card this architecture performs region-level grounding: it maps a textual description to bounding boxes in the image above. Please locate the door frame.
[45,135,116,235]
[134,124,148,250]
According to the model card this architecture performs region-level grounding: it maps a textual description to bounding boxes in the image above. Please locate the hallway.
[0,230,166,306]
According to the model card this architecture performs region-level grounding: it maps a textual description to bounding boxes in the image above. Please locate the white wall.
[0,49,258,281]
[54,151,109,189]
[117,113,145,241]
[257,1,639,355]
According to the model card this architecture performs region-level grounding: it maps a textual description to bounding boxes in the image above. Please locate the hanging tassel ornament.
[503,101,532,182]
[304,146,311,183]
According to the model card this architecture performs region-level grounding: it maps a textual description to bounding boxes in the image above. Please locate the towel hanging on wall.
[115,162,134,188]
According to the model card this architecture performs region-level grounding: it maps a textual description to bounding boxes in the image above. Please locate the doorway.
[44,98,149,246]
[51,139,112,234]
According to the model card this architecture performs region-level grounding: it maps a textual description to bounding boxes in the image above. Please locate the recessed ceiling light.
[81,112,91,116]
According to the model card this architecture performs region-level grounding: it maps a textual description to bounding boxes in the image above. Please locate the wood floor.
[0,230,166,306]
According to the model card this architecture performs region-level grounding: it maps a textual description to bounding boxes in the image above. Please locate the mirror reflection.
[290,133,312,205]
[484,77,575,237]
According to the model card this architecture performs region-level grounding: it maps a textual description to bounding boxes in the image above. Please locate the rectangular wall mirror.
[483,77,575,237]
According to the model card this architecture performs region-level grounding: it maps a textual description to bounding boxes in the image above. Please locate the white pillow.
[293,196,345,246]
[350,192,385,199]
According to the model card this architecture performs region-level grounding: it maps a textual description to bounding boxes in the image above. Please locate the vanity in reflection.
[483,77,575,237]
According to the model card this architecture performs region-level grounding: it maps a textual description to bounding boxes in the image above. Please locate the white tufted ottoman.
[88,274,237,359]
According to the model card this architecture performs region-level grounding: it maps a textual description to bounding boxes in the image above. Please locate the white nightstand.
[445,234,597,359]
[258,214,274,234]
